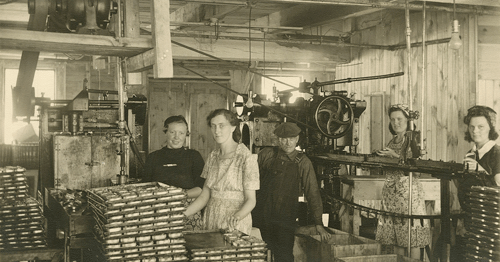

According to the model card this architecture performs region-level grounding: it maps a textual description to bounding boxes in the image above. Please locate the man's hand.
[315,225,331,242]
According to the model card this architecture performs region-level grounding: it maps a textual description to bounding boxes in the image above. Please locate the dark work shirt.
[477,144,500,177]
[143,147,205,189]
[257,147,324,226]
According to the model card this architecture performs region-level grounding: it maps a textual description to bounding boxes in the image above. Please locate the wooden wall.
[477,15,500,131]
[334,10,478,163]
[147,79,230,159]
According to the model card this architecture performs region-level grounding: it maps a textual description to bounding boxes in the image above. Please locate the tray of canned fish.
[87,182,189,261]
[95,231,189,262]
[88,196,186,224]
[87,183,185,211]
[0,196,47,251]
[464,186,500,262]
[185,230,267,261]
[0,166,29,199]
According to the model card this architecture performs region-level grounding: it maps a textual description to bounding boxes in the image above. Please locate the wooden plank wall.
[477,15,500,133]
[148,79,229,159]
[334,10,477,163]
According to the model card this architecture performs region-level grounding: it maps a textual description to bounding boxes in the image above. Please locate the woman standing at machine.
[143,115,205,230]
[462,105,500,186]
[375,104,431,259]
[184,109,259,235]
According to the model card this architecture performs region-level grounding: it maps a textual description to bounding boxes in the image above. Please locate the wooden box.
[335,254,421,262]
[294,226,380,262]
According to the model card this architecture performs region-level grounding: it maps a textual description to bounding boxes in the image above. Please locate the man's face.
[279,135,299,154]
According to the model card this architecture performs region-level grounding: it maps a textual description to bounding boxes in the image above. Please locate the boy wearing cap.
[253,122,330,262]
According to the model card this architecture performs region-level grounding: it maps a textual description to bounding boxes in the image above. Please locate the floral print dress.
[201,143,260,235]
[375,137,431,248]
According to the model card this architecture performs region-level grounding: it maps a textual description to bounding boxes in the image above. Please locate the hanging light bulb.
[449,20,462,50]
[449,0,462,50]
[246,90,254,108]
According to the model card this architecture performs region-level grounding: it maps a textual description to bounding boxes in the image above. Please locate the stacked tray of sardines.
[87,182,189,262]
[185,230,267,261]
[0,166,29,199]
[464,186,500,262]
[0,167,47,251]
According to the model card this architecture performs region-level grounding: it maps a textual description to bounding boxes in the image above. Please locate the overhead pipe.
[116,57,129,185]
[182,0,500,15]
[404,0,414,256]
[421,1,427,156]
[168,31,455,50]
[169,21,303,31]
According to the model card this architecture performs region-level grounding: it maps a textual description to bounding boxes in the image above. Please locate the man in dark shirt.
[253,122,330,262]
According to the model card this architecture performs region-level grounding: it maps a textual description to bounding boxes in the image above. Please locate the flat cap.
[274,122,301,138]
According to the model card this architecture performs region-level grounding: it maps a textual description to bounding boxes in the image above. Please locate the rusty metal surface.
[53,135,121,190]
[252,118,280,147]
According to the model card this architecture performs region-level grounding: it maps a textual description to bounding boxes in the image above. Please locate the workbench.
[339,175,441,235]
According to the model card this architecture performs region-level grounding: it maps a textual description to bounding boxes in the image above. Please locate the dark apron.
[254,149,304,262]
[254,148,303,228]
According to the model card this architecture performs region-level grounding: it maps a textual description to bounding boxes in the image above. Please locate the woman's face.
[165,122,187,149]
[390,110,408,135]
[468,116,490,146]
[210,114,236,145]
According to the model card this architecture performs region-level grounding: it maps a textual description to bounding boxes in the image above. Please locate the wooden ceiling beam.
[0,29,152,57]
[171,2,206,23]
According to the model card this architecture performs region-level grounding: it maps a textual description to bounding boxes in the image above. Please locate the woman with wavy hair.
[374,104,430,259]
[462,105,500,186]
[185,109,259,235]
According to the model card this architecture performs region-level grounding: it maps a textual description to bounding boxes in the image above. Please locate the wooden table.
[339,175,441,235]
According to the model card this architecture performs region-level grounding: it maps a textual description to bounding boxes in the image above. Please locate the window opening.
[261,76,302,103]
[4,69,55,144]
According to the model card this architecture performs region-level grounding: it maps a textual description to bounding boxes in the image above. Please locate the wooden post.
[124,0,140,38]
[150,0,173,78]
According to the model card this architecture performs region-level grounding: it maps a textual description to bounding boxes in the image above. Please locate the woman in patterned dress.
[374,104,431,259]
[184,109,259,235]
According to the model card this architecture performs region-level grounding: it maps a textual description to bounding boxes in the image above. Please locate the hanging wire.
[248,5,253,68]
[453,0,456,20]
[263,31,266,96]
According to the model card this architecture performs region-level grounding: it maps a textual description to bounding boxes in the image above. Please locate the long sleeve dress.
[375,137,431,248]
[201,143,260,235]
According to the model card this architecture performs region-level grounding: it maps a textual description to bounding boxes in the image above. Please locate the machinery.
[34,86,146,262]
[13,0,117,119]
[235,80,367,155]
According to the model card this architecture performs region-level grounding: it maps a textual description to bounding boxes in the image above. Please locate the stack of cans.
[0,166,47,251]
[87,182,189,262]
[465,186,500,262]
[186,230,267,261]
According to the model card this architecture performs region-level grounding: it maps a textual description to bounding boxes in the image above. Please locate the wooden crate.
[294,226,348,262]
[294,226,381,262]
[336,254,421,262]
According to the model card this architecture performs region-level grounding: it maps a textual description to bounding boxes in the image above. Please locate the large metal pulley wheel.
[314,95,354,139]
